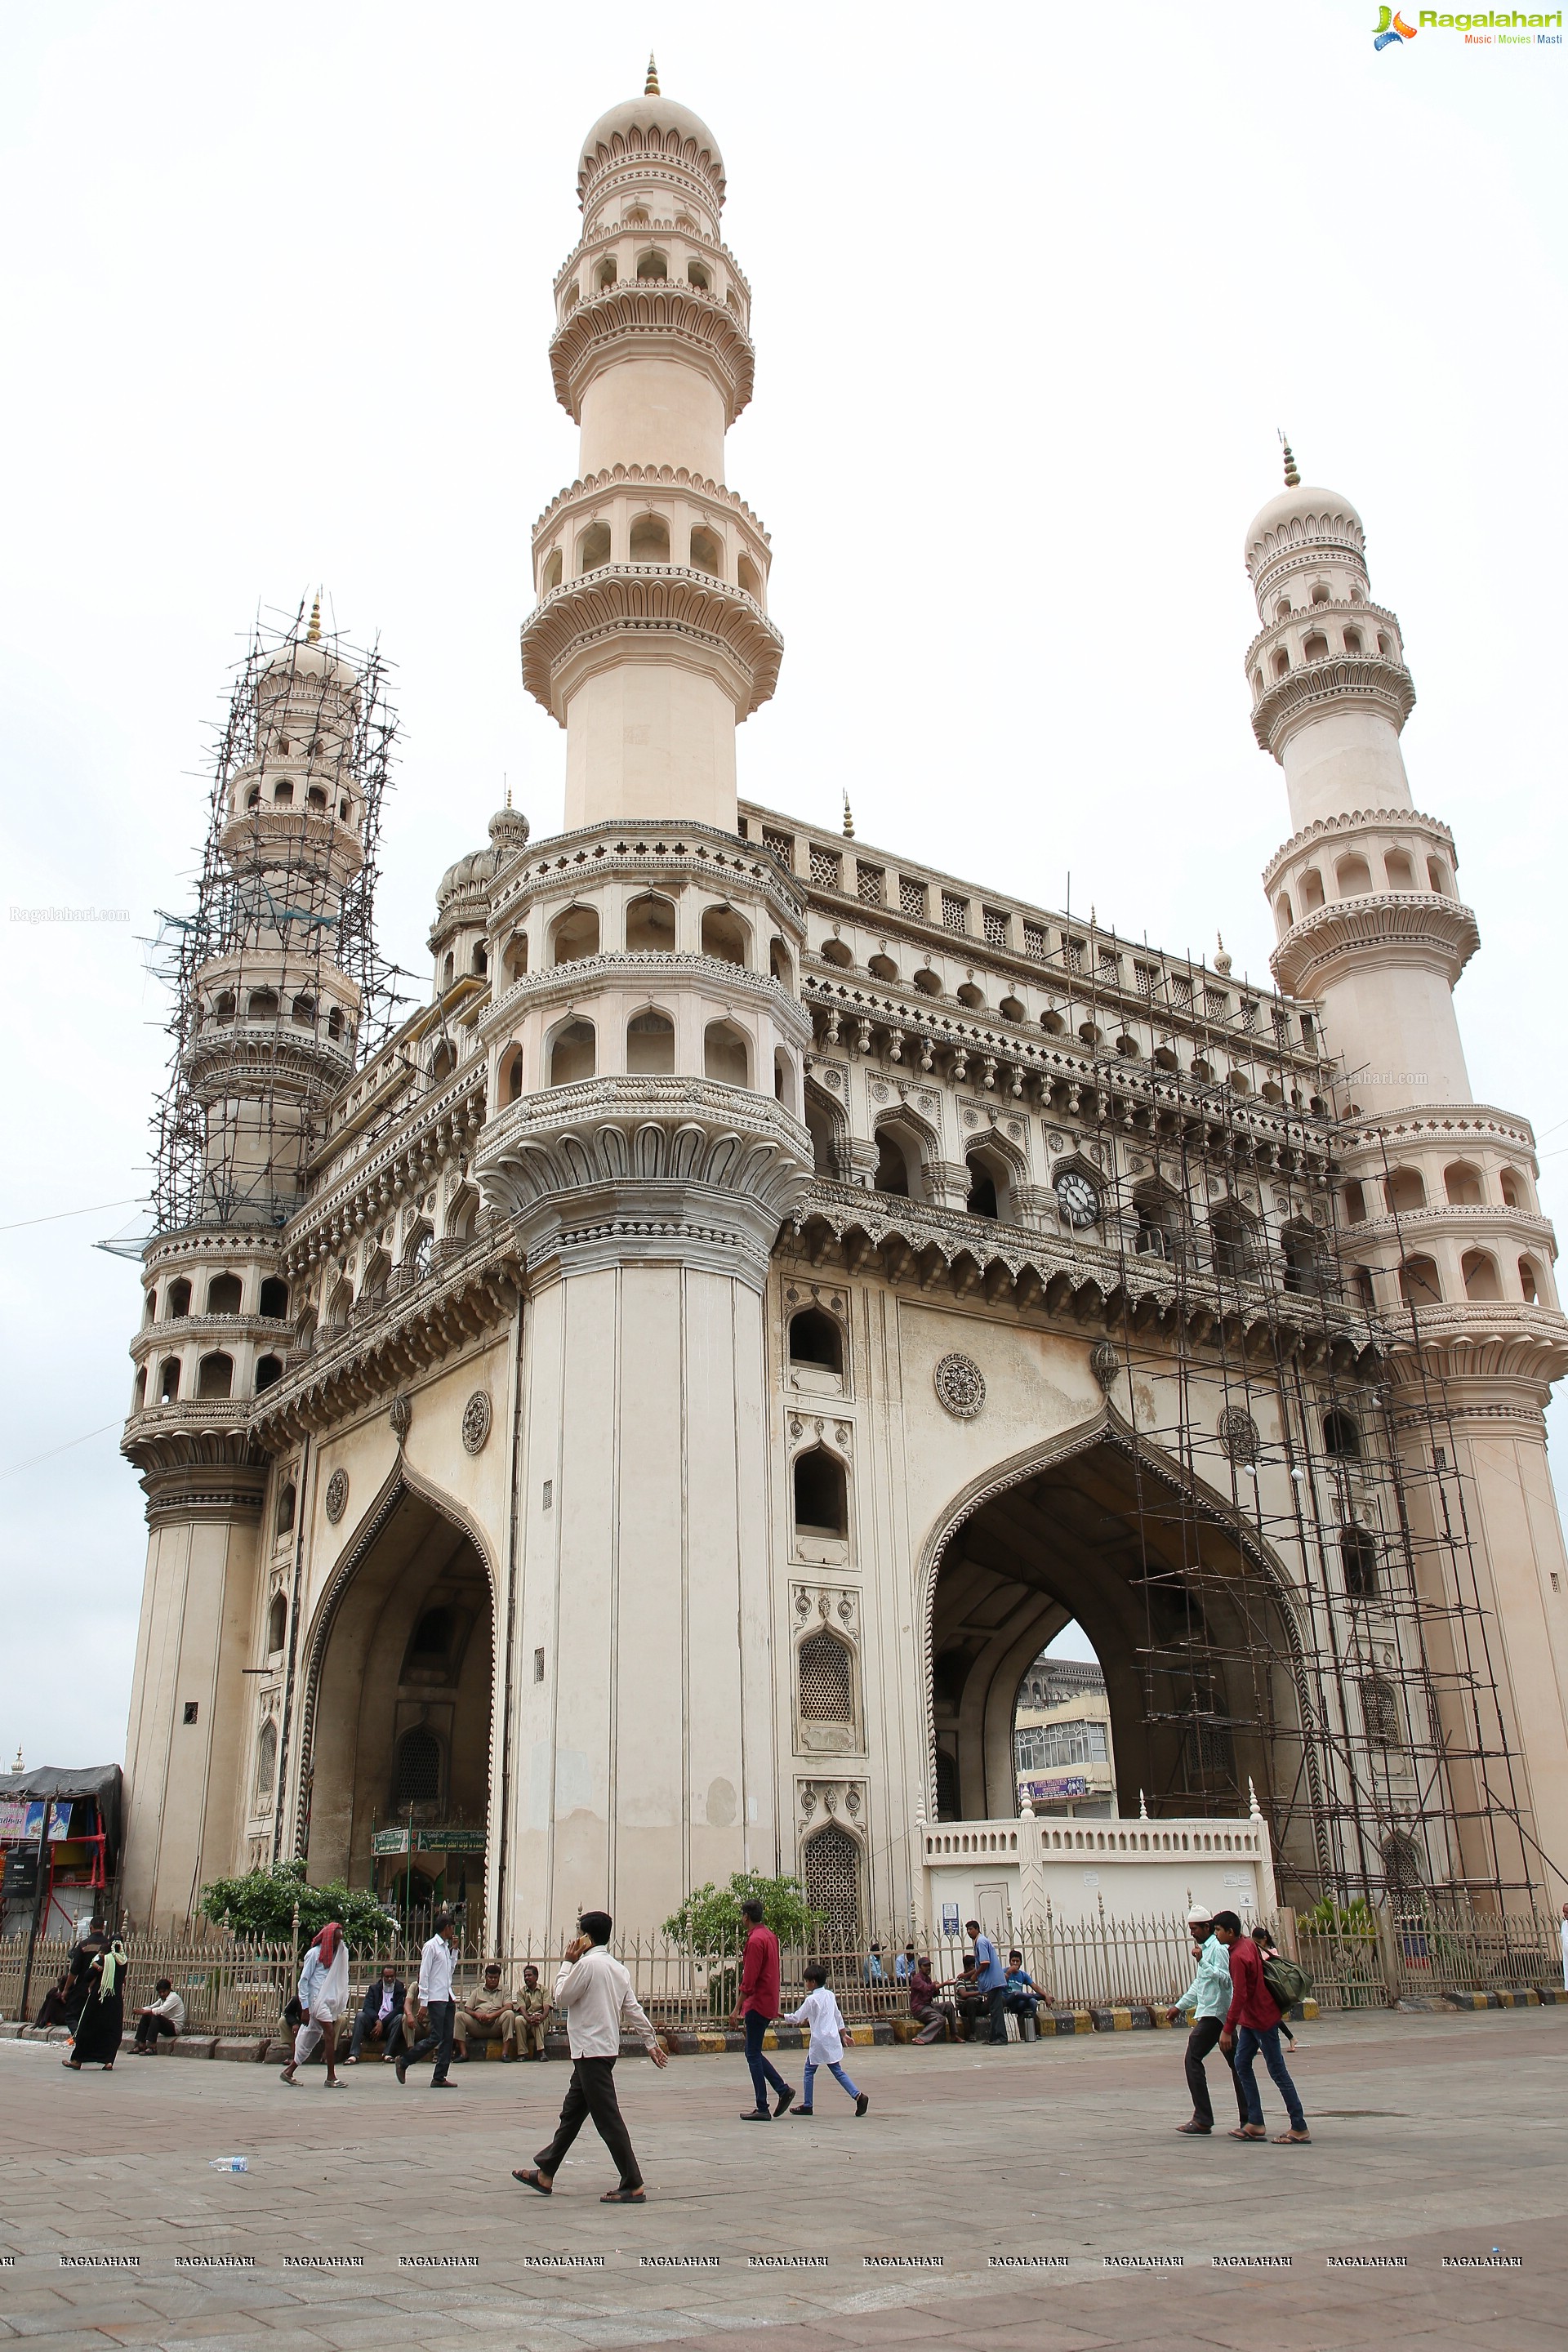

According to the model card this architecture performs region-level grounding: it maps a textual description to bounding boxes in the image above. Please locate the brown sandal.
[1227,2126,1267,2140]
[1273,2129,1312,2143]
[601,2186,646,2203]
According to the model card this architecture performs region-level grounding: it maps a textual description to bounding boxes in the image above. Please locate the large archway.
[301,1480,494,1924]
[924,1421,1314,1869]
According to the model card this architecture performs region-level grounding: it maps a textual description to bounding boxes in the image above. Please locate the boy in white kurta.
[781,1964,869,2117]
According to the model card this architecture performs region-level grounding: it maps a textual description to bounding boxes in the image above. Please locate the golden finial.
[306,593,321,645]
[842,792,855,841]
[1279,430,1300,489]
[644,52,660,96]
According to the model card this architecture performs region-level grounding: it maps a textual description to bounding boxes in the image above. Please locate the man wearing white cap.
[1167,1905,1248,2135]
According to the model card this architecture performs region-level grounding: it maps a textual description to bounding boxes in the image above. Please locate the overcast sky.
[1,2,1563,1769]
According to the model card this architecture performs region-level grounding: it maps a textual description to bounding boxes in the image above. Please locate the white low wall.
[920,1808,1276,1934]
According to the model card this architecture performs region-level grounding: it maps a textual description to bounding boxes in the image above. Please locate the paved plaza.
[0,2005,1563,2352]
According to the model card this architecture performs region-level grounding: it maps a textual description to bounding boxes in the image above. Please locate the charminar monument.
[118,67,1568,1943]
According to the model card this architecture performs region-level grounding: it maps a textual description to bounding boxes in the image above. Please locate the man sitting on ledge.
[457,1962,519,2061]
[346,1963,407,2064]
[131,1979,185,2053]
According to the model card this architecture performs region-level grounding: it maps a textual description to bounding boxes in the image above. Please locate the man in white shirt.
[512,1909,667,2204]
[130,1978,185,2053]
[397,1911,460,2089]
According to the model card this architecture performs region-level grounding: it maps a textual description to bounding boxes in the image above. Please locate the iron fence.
[4,1902,1561,2036]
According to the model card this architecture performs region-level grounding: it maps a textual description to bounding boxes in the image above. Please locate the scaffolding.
[145,602,400,1239]
[1055,943,1546,1913]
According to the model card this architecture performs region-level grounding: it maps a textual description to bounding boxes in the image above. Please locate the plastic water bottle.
[208,2157,248,2174]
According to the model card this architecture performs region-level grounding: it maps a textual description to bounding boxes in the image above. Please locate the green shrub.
[662,1872,821,1953]
[198,1859,399,1949]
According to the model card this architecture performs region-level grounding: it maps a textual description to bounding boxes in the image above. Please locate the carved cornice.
[475,1077,811,1288]
[490,822,804,929]
[1339,1204,1555,1254]
[1244,598,1401,673]
[1270,893,1479,998]
[215,804,364,886]
[578,122,726,208]
[548,283,754,423]
[131,1312,295,1365]
[520,564,783,725]
[183,1026,353,1104]
[290,1074,488,1259]
[1251,653,1416,759]
[1263,808,1457,893]
[555,223,751,306]
[1375,1299,1568,1394]
[123,1419,270,1523]
[1246,502,1368,582]
[532,463,769,545]
[1335,1103,1539,1157]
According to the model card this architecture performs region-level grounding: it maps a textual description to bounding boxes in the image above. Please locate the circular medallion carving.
[324,1468,349,1524]
[1219,1405,1262,1464]
[1089,1340,1121,1392]
[933,1352,987,1419]
[461,1389,493,1455]
[870,1080,889,1102]
[389,1394,412,1443]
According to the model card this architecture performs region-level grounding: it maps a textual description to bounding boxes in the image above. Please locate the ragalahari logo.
[1374,5,1419,43]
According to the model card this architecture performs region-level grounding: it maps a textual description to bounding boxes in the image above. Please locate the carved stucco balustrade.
[519,563,783,723]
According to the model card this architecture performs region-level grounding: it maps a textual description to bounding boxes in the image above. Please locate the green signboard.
[371,1828,486,1856]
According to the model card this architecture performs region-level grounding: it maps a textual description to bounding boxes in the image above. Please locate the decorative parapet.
[1271,893,1479,998]
[1251,653,1416,759]
[488,819,804,929]
[532,462,770,544]
[548,281,755,421]
[519,564,783,724]
[1262,806,1458,893]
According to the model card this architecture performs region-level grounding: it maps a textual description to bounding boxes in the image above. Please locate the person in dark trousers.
[346,1963,407,2063]
[1167,1907,1248,2134]
[968,1920,1009,2043]
[131,1979,185,2052]
[1213,1910,1311,2144]
[398,1910,460,2088]
[512,1910,668,2203]
[34,1972,74,2029]
[728,1898,795,2120]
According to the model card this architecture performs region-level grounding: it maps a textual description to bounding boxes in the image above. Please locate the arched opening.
[1209,1199,1259,1284]
[1322,1410,1361,1460]
[1303,632,1329,662]
[550,904,599,964]
[503,932,529,982]
[1133,1180,1184,1266]
[247,988,279,1020]
[964,1147,1011,1222]
[577,520,611,572]
[1342,627,1363,656]
[595,257,617,291]
[213,991,236,1024]
[956,982,986,1010]
[1274,894,1294,937]
[873,1126,913,1198]
[499,1045,524,1106]
[1461,1250,1502,1301]
[788,1307,844,1377]
[1361,1677,1402,1751]
[260,1277,289,1319]
[470,942,488,978]
[820,938,853,969]
[793,1446,848,1539]
[1009,1634,1116,1820]
[703,1019,750,1086]
[1335,854,1373,898]
[768,938,794,987]
[1519,1257,1541,1304]
[327,1005,344,1041]
[430,1040,456,1085]
[207,1273,243,1314]
[158,1358,181,1403]
[306,1484,493,1923]
[797,1625,856,1744]
[1298,869,1325,912]
[801,1821,862,1942]
[326,1279,353,1329]
[266,1592,288,1652]
[804,1080,849,1181]
[445,1184,480,1244]
[255,1354,283,1392]
[635,249,668,281]
[628,513,670,563]
[276,1482,296,1539]
[626,1009,675,1074]
[403,1224,434,1280]
[1384,849,1414,889]
[1427,858,1451,896]
[868,953,899,983]
[773,1048,797,1113]
[626,893,676,952]
[701,905,750,965]
[1272,648,1290,679]
[1386,1166,1426,1214]
[686,260,710,292]
[689,525,721,574]
[291,993,317,1026]
[1398,1255,1442,1306]
[1499,1169,1524,1209]
[1341,1525,1378,1599]
[927,1438,1303,1858]
[1444,1162,1482,1206]
[1383,1830,1423,1897]
[1281,1221,1324,1297]
[542,550,562,593]
[737,554,762,600]
[197,1351,234,1399]
[253,1718,278,1811]
[550,1018,597,1086]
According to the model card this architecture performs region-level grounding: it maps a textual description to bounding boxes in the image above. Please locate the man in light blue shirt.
[966,1920,1009,2045]
[1168,1906,1247,2133]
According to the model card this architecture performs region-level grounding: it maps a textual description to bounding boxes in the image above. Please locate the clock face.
[1055,1170,1100,1228]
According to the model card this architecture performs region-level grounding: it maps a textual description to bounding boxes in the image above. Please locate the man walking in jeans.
[728,1898,795,2120]
[397,1910,460,2089]
[1214,1910,1311,2144]
[1168,1906,1248,2135]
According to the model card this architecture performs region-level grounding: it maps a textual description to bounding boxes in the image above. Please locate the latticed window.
[982,906,1009,948]
[1182,1721,1236,1786]
[809,844,842,891]
[798,1628,854,1723]
[1134,961,1158,996]
[1171,973,1194,1009]
[1022,922,1049,961]
[856,862,885,907]
[1240,999,1258,1030]
[1204,987,1230,1019]
[1098,948,1120,981]
[393,1725,441,1805]
[803,1821,862,1941]
[1361,1678,1401,1749]
[253,1719,277,1811]
[1272,1005,1290,1040]
[1064,935,1086,973]
[941,891,969,934]
[762,827,794,872]
[898,875,927,919]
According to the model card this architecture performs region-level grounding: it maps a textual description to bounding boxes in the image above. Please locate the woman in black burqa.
[63,1934,127,2070]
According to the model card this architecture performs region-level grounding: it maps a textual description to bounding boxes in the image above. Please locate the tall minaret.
[1245,453,1568,1900]
[479,70,810,1937]
[519,56,781,833]
[121,614,368,1924]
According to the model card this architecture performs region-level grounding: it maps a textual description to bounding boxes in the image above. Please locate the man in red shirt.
[727,1899,796,2121]
[1214,1911,1310,2144]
